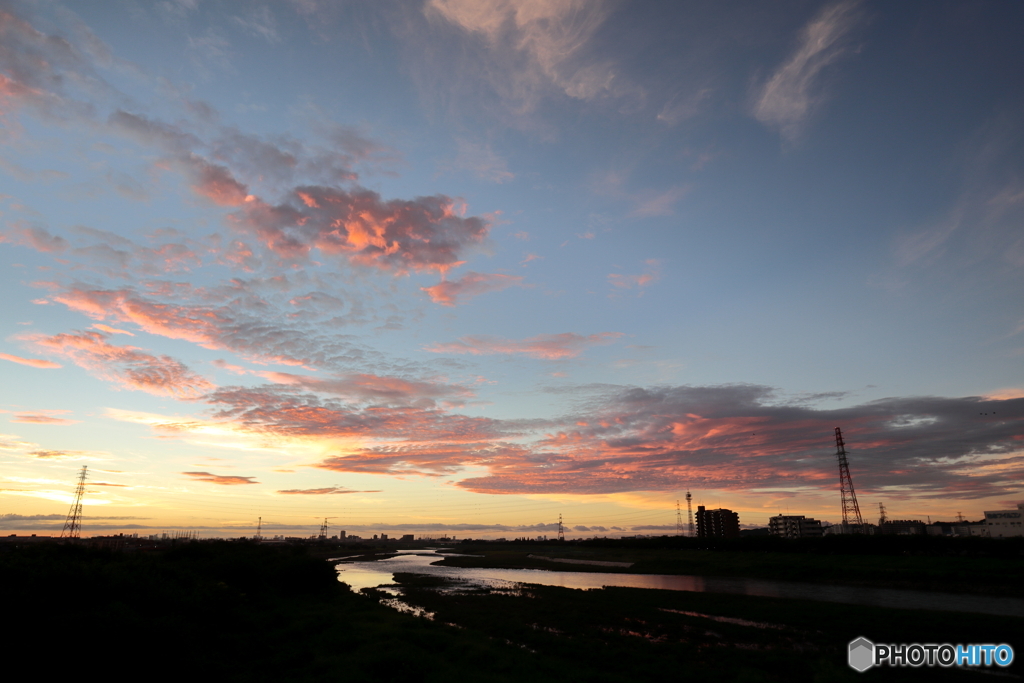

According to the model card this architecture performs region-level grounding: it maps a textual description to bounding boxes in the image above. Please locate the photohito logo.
[848,637,1014,672]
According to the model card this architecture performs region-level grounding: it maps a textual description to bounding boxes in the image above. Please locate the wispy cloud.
[426,0,618,112]
[444,138,514,183]
[421,271,524,306]
[277,487,381,495]
[0,352,61,369]
[12,413,78,425]
[25,330,214,398]
[182,471,259,486]
[426,332,623,359]
[608,259,660,294]
[752,0,863,141]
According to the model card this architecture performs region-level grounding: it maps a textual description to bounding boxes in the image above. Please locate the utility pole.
[60,466,87,539]
[834,428,864,531]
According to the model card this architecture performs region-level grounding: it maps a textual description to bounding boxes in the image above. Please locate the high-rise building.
[768,515,823,538]
[696,505,740,538]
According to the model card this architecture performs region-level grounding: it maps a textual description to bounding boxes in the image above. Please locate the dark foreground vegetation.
[3,541,550,682]
[441,535,1024,598]
[3,539,1020,682]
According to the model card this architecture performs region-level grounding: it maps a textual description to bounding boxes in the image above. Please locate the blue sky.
[1,0,1022,537]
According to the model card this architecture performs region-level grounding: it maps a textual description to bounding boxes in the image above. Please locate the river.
[334,549,1024,618]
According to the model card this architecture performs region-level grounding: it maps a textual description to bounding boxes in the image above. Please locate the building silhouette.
[768,515,823,538]
[696,506,740,538]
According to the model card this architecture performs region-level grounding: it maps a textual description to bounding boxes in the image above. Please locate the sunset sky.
[2,0,1022,539]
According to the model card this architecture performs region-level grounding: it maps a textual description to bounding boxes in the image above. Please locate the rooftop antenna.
[686,490,695,537]
[834,428,864,530]
[557,514,565,542]
[60,466,88,539]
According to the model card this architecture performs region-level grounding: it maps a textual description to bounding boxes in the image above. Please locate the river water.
[334,549,1024,618]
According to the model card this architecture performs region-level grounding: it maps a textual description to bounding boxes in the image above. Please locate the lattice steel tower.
[60,466,87,539]
[834,428,864,529]
[557,514,565,542]
[686,490,695,537]
[675,501,683,536]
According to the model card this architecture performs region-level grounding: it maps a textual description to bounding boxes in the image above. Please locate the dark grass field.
[3,538,1020,682]
[387,572,1021,682]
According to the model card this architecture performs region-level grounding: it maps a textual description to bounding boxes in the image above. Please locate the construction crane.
[834,428,864,530]
[60,466,87,539]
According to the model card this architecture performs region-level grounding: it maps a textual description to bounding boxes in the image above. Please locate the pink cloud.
[25,330,214,398]
[231,186,488,273]
[455,388,1024,497]
[92,324,134,336]
[254,371,474,407]
[182,471,259,485]
[277,487,381,495]
[0,353,61,369]
[608,259,660,291]
[421,271,524,306]
[30,449,93,459]
[12,414,78,425]
[425,332,623,360]
[188,156,251,206]
[130,380,1024,499]
[47,285,357,370]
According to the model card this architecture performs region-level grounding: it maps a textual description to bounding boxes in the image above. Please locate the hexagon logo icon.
[849,637,875,672]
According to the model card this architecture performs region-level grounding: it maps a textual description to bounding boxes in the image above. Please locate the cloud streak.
[420,271,524,306]
[752,0,862,141]
[426,332,623,359]
[0,352,61,369]
[276,487,381,495]
[182,471,259,486]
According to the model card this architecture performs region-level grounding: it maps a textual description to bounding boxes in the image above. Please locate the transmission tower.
[318,518,329,539]
[557,514,565,542]
[686,490,695,537]
[256,516,262,541]
[877,502,887,527]
[60,466,88,539]
[834,428,864,530]
[675,500,684,536]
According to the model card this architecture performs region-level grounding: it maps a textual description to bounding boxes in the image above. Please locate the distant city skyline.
[1,0,1022,538]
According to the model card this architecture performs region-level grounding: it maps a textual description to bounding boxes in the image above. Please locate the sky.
[1,0,1022,539]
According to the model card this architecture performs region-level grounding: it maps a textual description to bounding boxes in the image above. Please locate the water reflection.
[335,549,1024,618]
